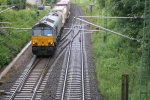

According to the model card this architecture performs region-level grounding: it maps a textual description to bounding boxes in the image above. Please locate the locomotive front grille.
[32,46,54,56]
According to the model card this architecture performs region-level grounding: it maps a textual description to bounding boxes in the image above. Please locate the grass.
[71,0,143,100]
[93,32,141,100]
[0,9,49,68]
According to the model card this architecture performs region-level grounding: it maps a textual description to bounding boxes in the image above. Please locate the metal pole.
[121,74,129,100]
[104,0,107,42]
[140,0,149,99]
[75,18,140,42]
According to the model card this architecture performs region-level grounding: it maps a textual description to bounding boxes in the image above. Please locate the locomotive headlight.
[48,42,53,46]
[33,42,37,46]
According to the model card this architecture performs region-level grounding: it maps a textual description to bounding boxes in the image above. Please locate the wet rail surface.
[3,4,91,100]
[4,38,67,100]
[55,5,91,100]
[5,48,66,100]
[5,56,49,100]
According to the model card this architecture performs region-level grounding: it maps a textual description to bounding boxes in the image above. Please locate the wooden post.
[121,74,129,100]
[0,81,3,86]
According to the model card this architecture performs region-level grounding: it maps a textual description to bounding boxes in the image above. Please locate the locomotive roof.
[33,12,62,29]
[52,6,66,11]
[61,0,70,2]
[57,1,69,5]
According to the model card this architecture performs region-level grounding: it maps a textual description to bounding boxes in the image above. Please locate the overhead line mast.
[104,0,107,42]
[140,0,150,100]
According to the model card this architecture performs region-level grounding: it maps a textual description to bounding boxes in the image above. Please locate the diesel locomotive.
[32,0,70,56]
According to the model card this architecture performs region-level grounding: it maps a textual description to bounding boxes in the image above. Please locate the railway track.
[61,26,83,100]
[2,4,91,100]
[4,43,66,100]
[55,9,91,99]
[5,56,51,100]
[4,18,77,100]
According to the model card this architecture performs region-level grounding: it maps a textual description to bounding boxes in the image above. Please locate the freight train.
[32,0,70,56]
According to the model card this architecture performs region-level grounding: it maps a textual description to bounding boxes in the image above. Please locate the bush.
[74,0,144,99]
[7,0,26,10]
[0,9,49,68]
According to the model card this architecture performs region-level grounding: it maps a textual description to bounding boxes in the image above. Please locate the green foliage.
[7,0,26,10]
[93,0,144,99]
[95,0,144,39]
[0,45,12,68]
[0,0,7,5]
[46,0,57,4]
[93,32,141,100]
[46,0,52,3]
[0,9,48,68]
[75,0,145,99]
[109,0,144,39]
[97,0,105,9]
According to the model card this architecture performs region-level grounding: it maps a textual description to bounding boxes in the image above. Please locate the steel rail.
[59,3,79,54]
[31,58,51,100]
[17,58,41,92]
[9,56,37,100]
[59,24,82,53]
[60,27,82,100]
[55,4,87,100]
[29,40,71,100]
[80,20,85,100]
[61,5,82,100]
[59,29,81,51]
[60,28,73,42]
[61,29,74,100]
[59,26,81,48]
[60,16,76,42]
[8,48,65,100]
[58,24,79,56]
[59,38,68,47]
[41,41,68,100]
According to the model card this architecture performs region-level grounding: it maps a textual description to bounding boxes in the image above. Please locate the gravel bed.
[42,4,104,100]
[84,32,104,100]
[0,46,33,99]
[41,52,65,100]
[0,4,103,100]
[77,3,104,100]
[41,4,76,100]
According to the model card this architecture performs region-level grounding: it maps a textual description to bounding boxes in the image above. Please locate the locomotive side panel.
[52,6,67,26]
[56,0,70,18]
[32,12,63,56]
[31,0,70,56]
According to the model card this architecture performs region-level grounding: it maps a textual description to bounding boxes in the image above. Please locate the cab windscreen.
[32,27,53,36]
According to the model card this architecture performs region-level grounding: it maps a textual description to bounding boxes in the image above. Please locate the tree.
[7,0,26,10]
[0,0,7,5]
[109,0,145,39]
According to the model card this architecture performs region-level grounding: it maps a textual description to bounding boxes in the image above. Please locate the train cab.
[32,12,62,56]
